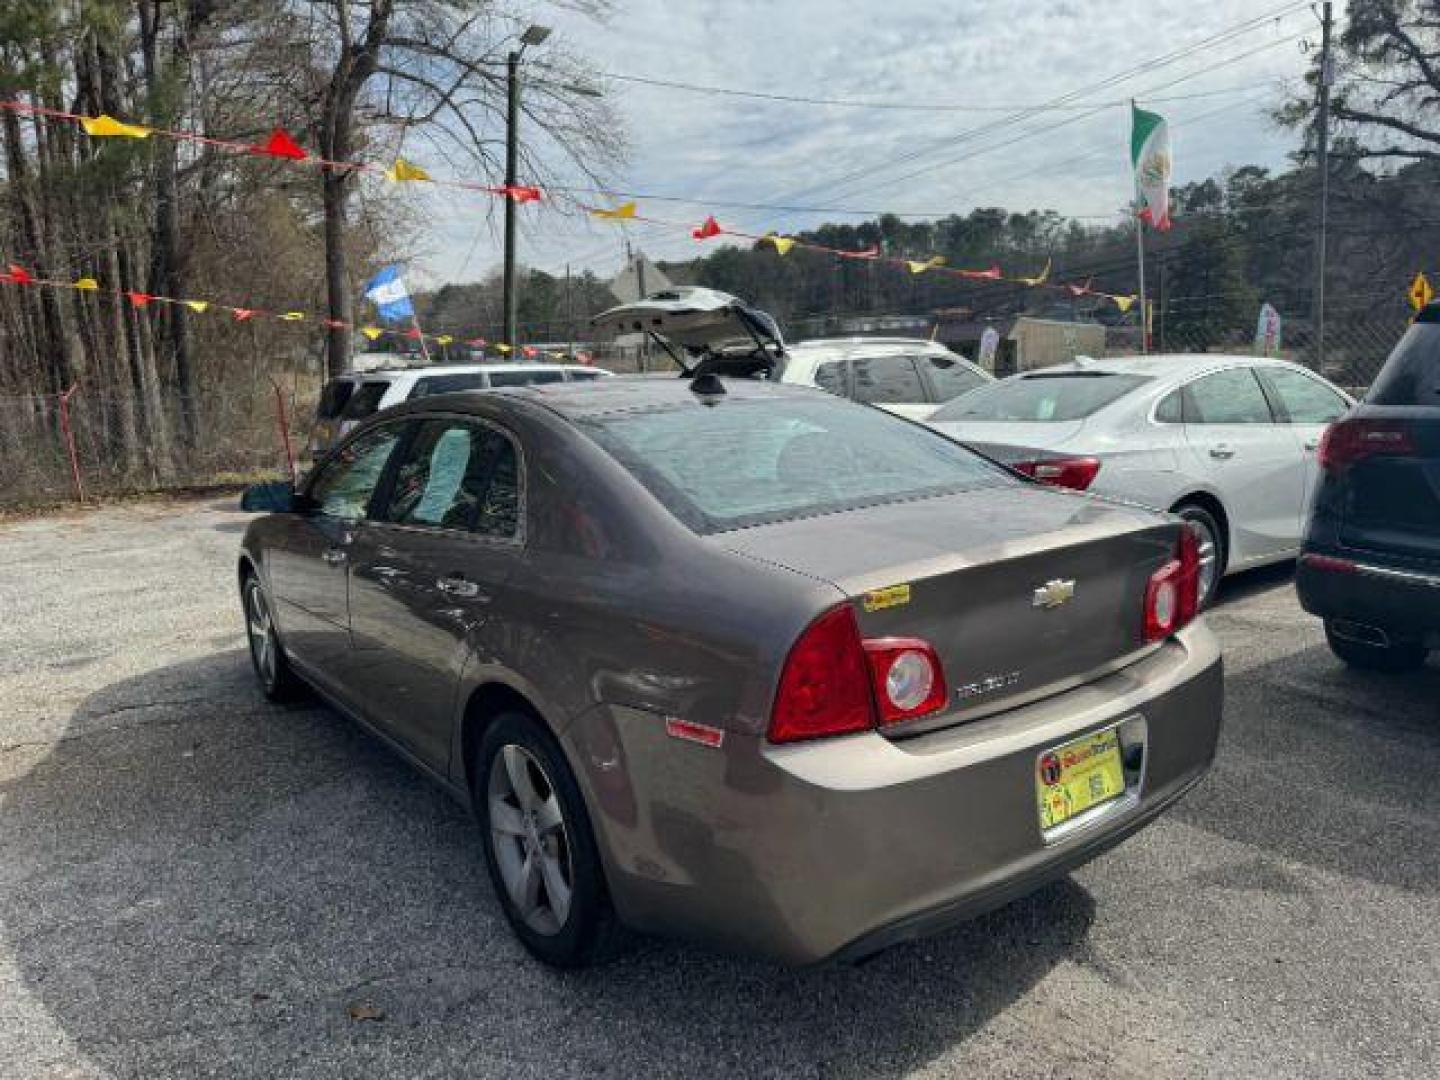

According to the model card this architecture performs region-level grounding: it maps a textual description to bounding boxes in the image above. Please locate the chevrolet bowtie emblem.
[1032,578,1076,609]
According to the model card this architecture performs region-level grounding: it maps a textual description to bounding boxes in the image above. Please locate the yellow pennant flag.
[763,233,796,256]
[385,157,431,183]
[1019,259,1051,286]
[184,300,210,314]
[590,201,637,220]
[279,311,305,321]
[494,343,513,354]
[80,114,151,139]
[435,335,454,346]
[1112,294,1137,313]
[907,256,945,275]
[360,326,383,341]
[74,277,100,291]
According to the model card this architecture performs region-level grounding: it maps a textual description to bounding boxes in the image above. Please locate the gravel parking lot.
[2,495,1437,1079]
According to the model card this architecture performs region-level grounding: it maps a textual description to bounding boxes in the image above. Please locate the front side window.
[851,356,927,403]
[1184,368,1275,424]
[924,356,988,402]
[339,380,391,422]
[578,396,1008,534]
[813,361,847,396]
[307,425,404,520]
[380,419,520,536]
[933,373,1149,422]
[1261,368,1349,424]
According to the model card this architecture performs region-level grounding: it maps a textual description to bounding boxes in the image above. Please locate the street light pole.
[502,48,521,349]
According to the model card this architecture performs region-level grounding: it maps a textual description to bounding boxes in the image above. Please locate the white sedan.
[926,354,1356,604]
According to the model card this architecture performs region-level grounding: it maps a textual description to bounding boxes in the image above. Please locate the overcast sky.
[403,0,1329,289]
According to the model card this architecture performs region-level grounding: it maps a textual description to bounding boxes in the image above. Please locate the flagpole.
[412,313,432,364]
[1132,98,1148,356]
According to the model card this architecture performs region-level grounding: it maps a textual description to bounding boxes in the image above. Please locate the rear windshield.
[317,379,356,420]
[339,380,390,421]
[409,373,489,399]
[932,372,1149,422]
[1369,324,1440,406]
[577,396,1008,534]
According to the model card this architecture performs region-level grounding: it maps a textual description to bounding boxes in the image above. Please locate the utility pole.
[1313,0,1334,372]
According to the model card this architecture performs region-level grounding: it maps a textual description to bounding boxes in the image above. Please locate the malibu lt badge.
[1032,578,1076,610]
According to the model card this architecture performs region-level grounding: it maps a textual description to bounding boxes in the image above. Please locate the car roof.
[1022,353,1304,379]
[333,362,594,381]
[402,374,824,421]
[790,337,955,354]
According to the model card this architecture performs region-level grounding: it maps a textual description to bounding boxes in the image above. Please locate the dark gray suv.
[1297,307,1440,670]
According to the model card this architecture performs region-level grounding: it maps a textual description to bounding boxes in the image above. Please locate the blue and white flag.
[363,265,414,324]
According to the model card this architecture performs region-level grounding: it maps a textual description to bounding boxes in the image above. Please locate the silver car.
[927,355,1356,604]
[239,376,1223,966]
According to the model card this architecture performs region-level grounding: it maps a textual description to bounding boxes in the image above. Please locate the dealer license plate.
[1036,728,1125,831]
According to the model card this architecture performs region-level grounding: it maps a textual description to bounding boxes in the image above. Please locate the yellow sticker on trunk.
[862,583,911,612]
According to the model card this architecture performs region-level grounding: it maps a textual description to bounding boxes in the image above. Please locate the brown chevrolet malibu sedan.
[238,376,1223,967]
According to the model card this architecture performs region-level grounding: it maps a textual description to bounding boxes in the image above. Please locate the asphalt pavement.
[1,496,1437,1079]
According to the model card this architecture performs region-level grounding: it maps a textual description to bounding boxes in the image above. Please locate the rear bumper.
[1296,551,1440,637]
[570,622,1224,965]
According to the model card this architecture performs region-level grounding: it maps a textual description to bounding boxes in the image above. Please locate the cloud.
[414,0,1315,285]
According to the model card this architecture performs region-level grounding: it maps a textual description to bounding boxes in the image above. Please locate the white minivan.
[310,362,612,455]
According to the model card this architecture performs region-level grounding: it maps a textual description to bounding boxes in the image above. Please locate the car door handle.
[1209,444,1236,460]
[436,575,482,599]
[321,548,348,565]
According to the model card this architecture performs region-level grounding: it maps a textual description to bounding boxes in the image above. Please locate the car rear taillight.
[863,639,948,725]
[1013,456,1102,491]
[1318,418,1417,471]
[769,607,948,743]
[1144,527,1202,643]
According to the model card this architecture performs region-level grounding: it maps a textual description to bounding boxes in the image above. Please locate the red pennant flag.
[401,326,422,340]
[322,318,347,330]
[231,307,255,321]
[835,245,879,260]
[4,264,34,284]
[691,215,723,240]
[576,351,593,366]
[1066,278,1094,297]
[960,265,1003,280]
[466,337,487,348]
[521,345,539,358]
[254,127,307,161]
[497,184,542,204]
[126,291,155,308]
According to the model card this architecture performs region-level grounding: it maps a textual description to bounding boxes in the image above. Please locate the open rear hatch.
[591,286,785,378]
[723,485,1180,734]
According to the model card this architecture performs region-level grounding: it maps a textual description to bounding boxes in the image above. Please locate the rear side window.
[409,373,490,399]
[933,373,1149,422]
[813,361,847,396]
[1260,369,1349,423]
[1369,324,1440,406]
[380,419,520,535]
[924,356,988,402]
[577,396,1006,534]
[852,356,927,403]
[339,380,391,421]
[1184,368,1274,424]
[489,368,565,387]
[317,380,356,420]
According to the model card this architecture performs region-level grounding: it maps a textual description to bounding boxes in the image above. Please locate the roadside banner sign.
[1254,302,1282,356]
[1408,272,1433,312]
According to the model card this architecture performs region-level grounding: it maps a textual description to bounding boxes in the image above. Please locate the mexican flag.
[1131,105,1172,231]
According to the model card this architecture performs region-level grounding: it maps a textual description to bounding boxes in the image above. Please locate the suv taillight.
[1144,527,1201,643]
[769,607,948,743]
[1318,418,1416,471]
[1013,456,1102,491]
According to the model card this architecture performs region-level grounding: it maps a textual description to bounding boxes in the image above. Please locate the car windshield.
[577,396,1009,534]
[1369,323,1440,406]
[932,372,1150,422]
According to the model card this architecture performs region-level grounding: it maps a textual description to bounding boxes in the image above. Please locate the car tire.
[1324,620,1428,673]
[475,712,623,967]
[242,571,303,702]
[1173,503,1225,609]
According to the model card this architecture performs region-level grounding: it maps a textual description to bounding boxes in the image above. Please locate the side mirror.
[241,479,302,513]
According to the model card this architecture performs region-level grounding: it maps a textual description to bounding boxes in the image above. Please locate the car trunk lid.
[1333,410,1440,564]
[721,485,1178,734]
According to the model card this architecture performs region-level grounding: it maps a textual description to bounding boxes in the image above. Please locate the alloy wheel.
[487,744,574,935]
[246,581,278,688]
[1185,517,1220,604]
